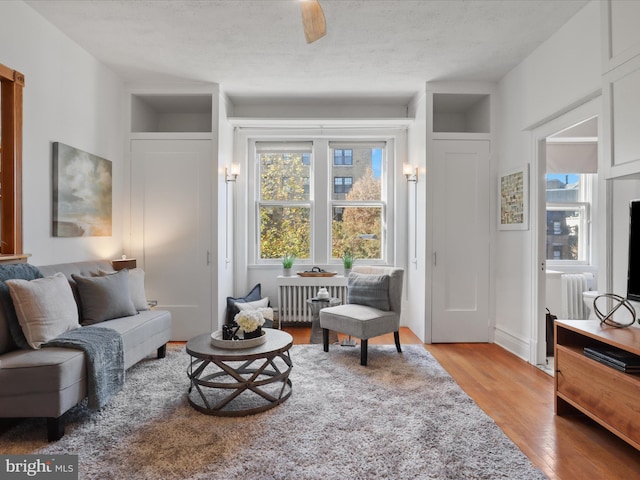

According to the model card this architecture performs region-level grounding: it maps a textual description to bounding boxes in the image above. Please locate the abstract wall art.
[52,142,112,237]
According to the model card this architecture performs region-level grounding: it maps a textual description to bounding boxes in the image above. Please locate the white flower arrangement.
[257,307,273,321]
[234,310,265,333]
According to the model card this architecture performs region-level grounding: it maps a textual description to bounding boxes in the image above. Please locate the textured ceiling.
[25,0,589,103]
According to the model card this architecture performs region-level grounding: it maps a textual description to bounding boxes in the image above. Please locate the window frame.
[546,202,590,265]
[254,142,314,262]
[545,173,595,267]
[328,142,387,263]
[0,63,24,255]
[245,133,397,268]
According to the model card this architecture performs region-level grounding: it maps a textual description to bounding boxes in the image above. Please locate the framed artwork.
[499,164,529,231]
[52,142,112,237]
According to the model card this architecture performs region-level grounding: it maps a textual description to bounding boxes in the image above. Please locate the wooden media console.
[554,319,640,450]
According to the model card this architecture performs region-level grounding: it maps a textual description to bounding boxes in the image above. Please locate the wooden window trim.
[0,62,24,255]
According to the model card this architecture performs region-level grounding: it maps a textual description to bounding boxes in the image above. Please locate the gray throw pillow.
[72,270,138,325]
[6,272,80,349]
[226,284,262,324]
[347,272,391,311]
[98,268,149,311]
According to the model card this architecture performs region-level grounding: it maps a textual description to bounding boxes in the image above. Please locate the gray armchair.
[319,266,404,365]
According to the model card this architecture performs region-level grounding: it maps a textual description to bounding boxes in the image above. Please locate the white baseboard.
[494,326,532,362]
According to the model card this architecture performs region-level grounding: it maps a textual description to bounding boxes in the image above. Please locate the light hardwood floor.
[284,326,640,480]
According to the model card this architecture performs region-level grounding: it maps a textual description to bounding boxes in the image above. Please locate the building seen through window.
[546,173,591,262]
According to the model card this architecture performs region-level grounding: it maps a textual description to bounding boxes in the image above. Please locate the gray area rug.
[0,344,546,479]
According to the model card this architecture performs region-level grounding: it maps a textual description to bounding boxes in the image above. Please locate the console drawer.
[556,347,640,444]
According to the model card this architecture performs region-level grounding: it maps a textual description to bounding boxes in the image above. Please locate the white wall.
[495,1,602,358]
[0,1,125,265]
[406,91,428,341]
[217,92,235,329]
[230,100,409,119]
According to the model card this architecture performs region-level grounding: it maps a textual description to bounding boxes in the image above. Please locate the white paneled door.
[431,139,490,342]
[131,139,212,340]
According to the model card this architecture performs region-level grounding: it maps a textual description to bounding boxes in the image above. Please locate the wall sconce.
[403,163,418,183]
[225,163,240,183]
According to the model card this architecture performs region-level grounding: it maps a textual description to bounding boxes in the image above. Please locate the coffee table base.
[188,351,293,416]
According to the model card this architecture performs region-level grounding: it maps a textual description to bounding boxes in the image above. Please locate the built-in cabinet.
[602,1,640,179]
[432,93,490,134]
[426,86,494,342]
[131,94,212,133]
[128,93,216,341]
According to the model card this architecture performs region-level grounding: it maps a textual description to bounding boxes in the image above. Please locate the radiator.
[277,275,348,324]
[561,274,588,320]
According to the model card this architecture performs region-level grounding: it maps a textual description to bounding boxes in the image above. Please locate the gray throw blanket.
[44,326,125,409]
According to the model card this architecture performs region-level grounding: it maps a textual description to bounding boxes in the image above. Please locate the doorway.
[531,97,601,369]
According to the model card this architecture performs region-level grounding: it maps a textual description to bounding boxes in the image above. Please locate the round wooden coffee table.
[186,329,293,416]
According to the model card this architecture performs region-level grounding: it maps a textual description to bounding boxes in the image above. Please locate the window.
[333,149,353,165]
[545,122,598,265]
[546,174,593,263]
[333,176,352,195]
[256,142,312,260]
[330,142,385,261]
[251,138,392,265]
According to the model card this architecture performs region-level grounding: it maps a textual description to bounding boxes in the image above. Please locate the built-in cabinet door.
[431,139,490,342]
[130,139,212,340]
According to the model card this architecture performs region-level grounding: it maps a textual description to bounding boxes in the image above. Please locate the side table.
[307,297,340,344]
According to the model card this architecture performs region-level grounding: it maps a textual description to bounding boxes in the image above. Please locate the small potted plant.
[282,253,295,276]
[342,250,355,276]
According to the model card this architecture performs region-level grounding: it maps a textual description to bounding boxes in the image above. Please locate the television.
[627,200,640,302]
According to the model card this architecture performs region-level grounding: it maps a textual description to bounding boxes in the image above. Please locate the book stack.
[584,346,640,373]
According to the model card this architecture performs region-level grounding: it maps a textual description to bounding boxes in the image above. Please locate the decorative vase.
[317,287,329,299]
[243,327,262,339]
[283,268,292,277]
[222,323,240,340]
[344,268,351,277]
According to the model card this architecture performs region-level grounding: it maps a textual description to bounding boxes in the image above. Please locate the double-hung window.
[252,138,391,265]
[334,177,353,195]
[333,149,353,165]
[545,139,597,265]
[329,142,385,261]
[256,142,313,260]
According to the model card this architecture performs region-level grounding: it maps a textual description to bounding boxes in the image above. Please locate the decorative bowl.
[297,271,337,277]
[210,329,266,349]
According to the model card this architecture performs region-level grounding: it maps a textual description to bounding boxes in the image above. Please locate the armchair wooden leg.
[394,331,402,353]
[157,343,167,359]
[360,339,368,366]
[323,328,329,352]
